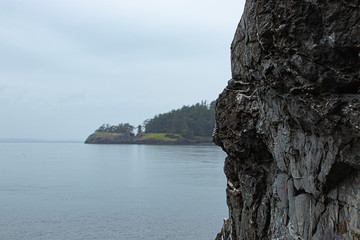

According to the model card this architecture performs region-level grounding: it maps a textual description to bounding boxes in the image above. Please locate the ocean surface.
[0,143,227,240]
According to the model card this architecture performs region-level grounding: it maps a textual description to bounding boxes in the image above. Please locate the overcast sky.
[0,0,245,141]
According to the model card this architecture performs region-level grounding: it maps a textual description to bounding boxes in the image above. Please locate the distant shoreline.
[84,132,214,145]
[0,138,83,143]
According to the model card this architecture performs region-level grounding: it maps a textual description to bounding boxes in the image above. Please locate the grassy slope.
[137,133,181,141]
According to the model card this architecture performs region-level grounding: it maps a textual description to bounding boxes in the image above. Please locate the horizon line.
[0,138,83,143]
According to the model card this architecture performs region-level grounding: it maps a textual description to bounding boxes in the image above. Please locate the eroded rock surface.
[214,1,360,239]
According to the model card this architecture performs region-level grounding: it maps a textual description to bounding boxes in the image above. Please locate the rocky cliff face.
[85,132,135,144]
[213,1,360,239]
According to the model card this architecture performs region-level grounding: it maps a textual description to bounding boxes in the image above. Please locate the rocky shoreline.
[214,0,360,239]
[84,132,213,145]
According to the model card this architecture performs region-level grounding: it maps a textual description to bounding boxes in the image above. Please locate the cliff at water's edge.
[85,132,213,145]
[214,1,360,239]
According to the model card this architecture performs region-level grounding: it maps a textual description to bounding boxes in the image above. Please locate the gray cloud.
[0,0,245,140]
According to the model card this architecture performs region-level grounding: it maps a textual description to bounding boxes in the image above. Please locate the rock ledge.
[214,1,360,239]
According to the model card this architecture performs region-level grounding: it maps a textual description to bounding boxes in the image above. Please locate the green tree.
[143,101,215,138]
[137,125,142,136]
[95,123,134,136]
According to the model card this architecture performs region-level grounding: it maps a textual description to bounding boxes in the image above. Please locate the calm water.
[0,143,227,240]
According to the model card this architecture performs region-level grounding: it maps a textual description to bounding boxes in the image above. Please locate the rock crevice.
[214,1,360,239]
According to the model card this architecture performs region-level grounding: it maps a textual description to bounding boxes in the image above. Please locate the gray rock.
[84,132,134,144]
[214,1,360,239]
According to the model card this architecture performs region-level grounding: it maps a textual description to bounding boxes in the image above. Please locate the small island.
[85,101,215,145]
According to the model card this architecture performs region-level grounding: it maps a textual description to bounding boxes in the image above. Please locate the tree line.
[94,101,216,139]
[95,123,135,136]
[143,101,215,138]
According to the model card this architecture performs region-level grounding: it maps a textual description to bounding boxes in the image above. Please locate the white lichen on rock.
[214,1,360,239]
